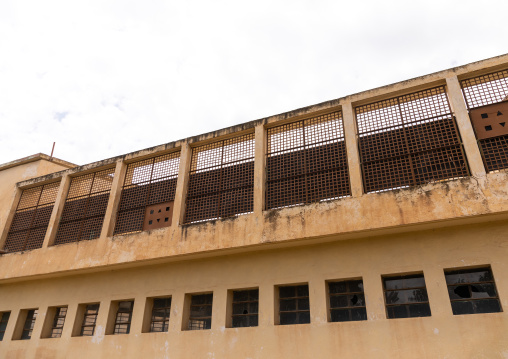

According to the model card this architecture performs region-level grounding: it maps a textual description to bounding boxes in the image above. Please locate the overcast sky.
[0,0,507,166]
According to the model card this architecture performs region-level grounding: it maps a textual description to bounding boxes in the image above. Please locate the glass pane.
[330,295,348,308]
[114,323,130,334]
[233,291,249,302]
[86,304,99,314]
[233,303,249,315]
[232,316,249,328]
[385,291,405,305]
[83,315,97,326]
[330,309,350,322]
[81,326,95,336]
[329,282,347,294]
[248,290,259,300]
[387,305,408,319]
[448,285,471,300]
[0,322,7,332]
[451,301,474,315]
[116,312,131,324]
[297,311,310,324]
[280,312,297,325]
[473,299,502,314]
[297,298,310,311]
[406,289,429,303]
[279,287,295,298]
[351,308,368,321]
[153,298,171,308]
[118,301,133,311]
[403,276,426,289]
[280,299,296,311]
[349,294,365,307]
[467,270,492,283]
[152,309,166,322]
[471,284,497,299]
[249,315,258,327]
[190,305,212,318]
[249,302,259,314]
[296,285,309,297]
[189,318,211,330]
[408,303,431,317]
[348,280,364,293]
[445,273,468,285]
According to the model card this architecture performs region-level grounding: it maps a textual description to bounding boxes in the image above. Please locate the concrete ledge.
[1,171,507,283]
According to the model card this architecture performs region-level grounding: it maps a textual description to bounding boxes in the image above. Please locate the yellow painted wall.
[0,220,507,358]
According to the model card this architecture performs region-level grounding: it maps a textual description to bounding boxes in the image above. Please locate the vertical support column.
[446,76,486,177]
[129,295,147,334]
[100,159,127,239]
[258,282,274,327]
[61,303,78,338]
[42,173,71,248]
[308,278,327,324]
[211,288,227,330]
[342,101,364,197]
[172,142,192,226]
[253,124,267,215]
[0,186,22,249]
[362,271,386,321]
[424,265,453,317]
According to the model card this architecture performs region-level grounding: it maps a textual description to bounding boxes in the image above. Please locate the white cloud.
[0,0,507,165]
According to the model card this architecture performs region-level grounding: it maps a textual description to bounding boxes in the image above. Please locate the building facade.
[0,55,508,358]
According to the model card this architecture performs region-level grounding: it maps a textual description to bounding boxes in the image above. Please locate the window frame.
[327,279,367,322]
[277,284,311,325]
[382,273,432,319]
[230,288,259,328]
[80,303,100,337]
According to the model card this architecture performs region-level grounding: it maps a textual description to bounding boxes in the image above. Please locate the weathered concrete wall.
[0,170,507,282]
[0,220,507,359]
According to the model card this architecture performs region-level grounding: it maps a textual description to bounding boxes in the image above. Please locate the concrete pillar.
[129,295,147,334]
[172,142,192,226]
[362,272,386,320]
[308,278,327,324]
[42,173,71,248]
[258,282,275,327]
[342,101,364,197]
[424,265,453,317]
[100,159,127,239]
[446,76,486,177]
[61,303,79,338]
[254,124,267,215]
[211,288,228,330]
[0,186,22,249]
[169,292,186,332]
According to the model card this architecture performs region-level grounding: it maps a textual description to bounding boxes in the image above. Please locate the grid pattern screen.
[55,168,115,245]
[4,182,60,252]
[115,152,180,234]
[266,111,350,209]
[185,134,255,223]
[461,70,508,172]
[356,87,469,193]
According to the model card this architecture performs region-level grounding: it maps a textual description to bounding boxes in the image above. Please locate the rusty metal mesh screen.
[185,133,255,223]
[266,111,350,209]
[54,168,115,245]
[115,152,180,234]
[461,70,508,172]
[4,182,60,252]
[356,86,469,193]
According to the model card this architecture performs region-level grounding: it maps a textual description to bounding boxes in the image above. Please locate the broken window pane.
[445,267,502,315]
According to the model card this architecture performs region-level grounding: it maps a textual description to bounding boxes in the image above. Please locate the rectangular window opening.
[328,279,367,322]
[382,273,431,319]
[278,284,310,325]
[150,297,172,333]
[187,293,213,330]
[231,289,259,328]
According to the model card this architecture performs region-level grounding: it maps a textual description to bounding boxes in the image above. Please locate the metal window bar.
[383,274,431,319]
[266,111,350,210]
[4,182,60,252]
[356,86,470,193]
[231,289,259,328]
[21,309,38,340]
[188,294,213,330]
[328,280,367,322]
[80,304,99,336]
[185,133,255,223]
[55,168,115,245]
[461,70,508,172]
[114,301,134,334]
[150,297,171,333]
[279,285,310,325]
[50,307,67,338]
[445,267,502,315]
[0,312,10,341]
[115,152,180,235]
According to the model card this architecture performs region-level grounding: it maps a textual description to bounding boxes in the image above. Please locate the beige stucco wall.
[0,219,507,359]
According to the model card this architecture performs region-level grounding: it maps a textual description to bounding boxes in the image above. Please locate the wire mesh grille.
[461,70,508,172]
[266,111,350,209]
[54,168,115,245]
[356,86,469,193]
[115,152,180,234]
[185,133,255,223]
[4,182,60,252]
